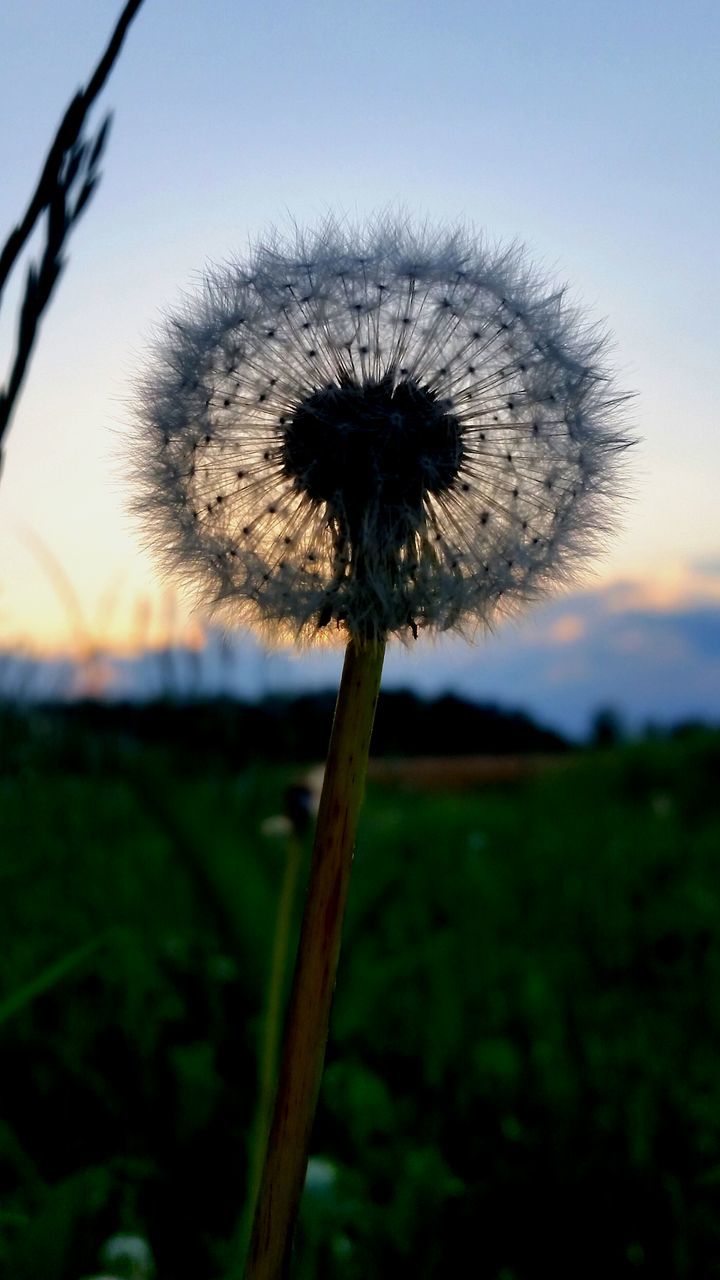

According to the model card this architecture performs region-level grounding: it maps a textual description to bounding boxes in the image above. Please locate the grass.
[1,715,719,1278]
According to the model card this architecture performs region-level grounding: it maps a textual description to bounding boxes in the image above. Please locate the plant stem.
[235,832,304,1269]
[244,635,386,1280]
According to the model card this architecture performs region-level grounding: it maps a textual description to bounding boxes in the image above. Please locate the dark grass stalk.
[0,0,146,464]
[0,933,113,1024]
[244,635,385,1279]
[235,830,305,1268]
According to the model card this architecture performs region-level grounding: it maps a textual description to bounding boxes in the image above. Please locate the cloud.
[691,556,720,580]
[537,614,587,645]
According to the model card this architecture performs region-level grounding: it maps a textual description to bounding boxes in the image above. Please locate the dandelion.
[134,218,629,645]
[131,217,631,1279]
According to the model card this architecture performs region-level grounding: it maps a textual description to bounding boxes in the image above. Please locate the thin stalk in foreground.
[235,831,304,1268]
[245,634,386,1280]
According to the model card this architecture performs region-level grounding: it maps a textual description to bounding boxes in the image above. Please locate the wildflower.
[98,1231,154,1278]
[131,216,633,1280]
[133,218,630,644]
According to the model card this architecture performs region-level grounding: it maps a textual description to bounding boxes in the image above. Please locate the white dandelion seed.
[132,217,631,644]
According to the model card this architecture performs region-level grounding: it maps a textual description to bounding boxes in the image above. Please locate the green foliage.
[1,719,719,1278]
[0,936,111,1026]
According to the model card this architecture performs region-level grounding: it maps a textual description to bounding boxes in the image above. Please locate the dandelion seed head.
[132,216,632,643]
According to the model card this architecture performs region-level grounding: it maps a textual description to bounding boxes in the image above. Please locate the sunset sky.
[1,0,718,669]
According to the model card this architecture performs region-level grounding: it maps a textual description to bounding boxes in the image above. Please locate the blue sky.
[1,0,719,677]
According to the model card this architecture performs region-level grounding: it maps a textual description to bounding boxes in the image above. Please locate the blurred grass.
[1,715,719,1278]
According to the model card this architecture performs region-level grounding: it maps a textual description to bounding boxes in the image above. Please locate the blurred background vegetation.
[1,696,719,1278]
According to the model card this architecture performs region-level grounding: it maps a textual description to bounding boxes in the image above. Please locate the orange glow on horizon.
[1,561,719,663]
[0,614,207,662]
[601,565,720,613]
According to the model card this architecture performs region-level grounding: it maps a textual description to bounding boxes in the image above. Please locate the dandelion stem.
[244,634,386,1280]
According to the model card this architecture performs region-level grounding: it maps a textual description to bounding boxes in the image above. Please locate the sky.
[5,576,720,738]
[1,0,719,717]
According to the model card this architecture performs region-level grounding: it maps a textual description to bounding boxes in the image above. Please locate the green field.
[1,715,719,1278]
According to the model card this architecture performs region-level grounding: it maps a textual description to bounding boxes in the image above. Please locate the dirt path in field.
[365,753,575,790]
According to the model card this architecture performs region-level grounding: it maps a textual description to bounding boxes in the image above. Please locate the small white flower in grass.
[98,1231,154,1278]
[132,217,631,643]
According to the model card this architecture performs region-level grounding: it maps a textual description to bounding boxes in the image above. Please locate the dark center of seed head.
[280,375,464,534]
